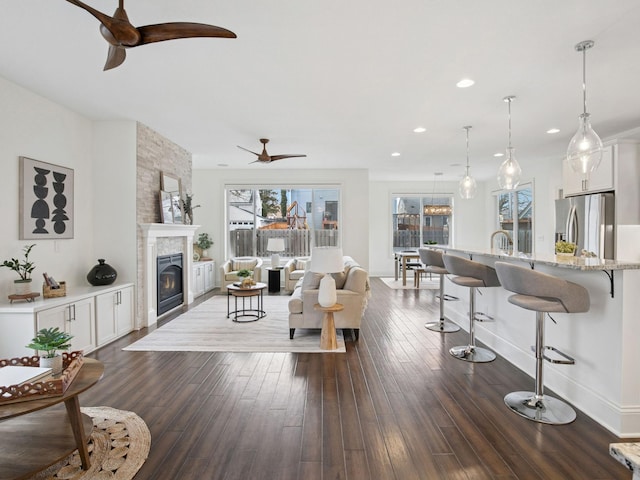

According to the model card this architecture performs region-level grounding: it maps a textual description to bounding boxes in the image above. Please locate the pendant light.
[497,95,522,190]
[566,40,603,176]
[424,172,451,216]
[459,125,477,199]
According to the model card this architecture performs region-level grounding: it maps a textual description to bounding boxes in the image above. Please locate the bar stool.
[495,261,590,424]
[418,248,460,333]
[442,254,501,362]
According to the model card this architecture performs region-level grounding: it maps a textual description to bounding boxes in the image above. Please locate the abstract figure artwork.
[19,157,74,239]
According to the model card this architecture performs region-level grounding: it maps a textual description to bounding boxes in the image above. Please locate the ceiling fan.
[237,139,307,164]
[64,0,237,70]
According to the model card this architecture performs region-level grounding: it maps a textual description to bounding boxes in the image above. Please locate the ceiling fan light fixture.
[497,96,522,190]
[567,40,603,176]
[456,78,475,88]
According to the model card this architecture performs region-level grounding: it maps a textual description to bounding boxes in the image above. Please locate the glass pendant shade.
[568,40,602,175]
[459,174,477,199]
[566,113,603,175]
[497,147,522,190]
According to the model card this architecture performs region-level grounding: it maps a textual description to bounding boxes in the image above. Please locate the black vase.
[87,259,117,286]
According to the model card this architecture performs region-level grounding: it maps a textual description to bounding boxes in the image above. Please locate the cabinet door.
[193,264,205,297]
[204,261,215,292]
[116,286,134,336]
[68,297,95,354]
[95,291,117,346]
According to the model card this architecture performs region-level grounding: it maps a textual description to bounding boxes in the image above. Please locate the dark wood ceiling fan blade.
[103,45,126,70]
[138,23,237,45]
[237,146,260,156]
[65,0,140,46]
[269,154,307,161]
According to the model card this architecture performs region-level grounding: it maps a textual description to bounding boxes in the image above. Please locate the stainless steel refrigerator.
[554,192,615,259]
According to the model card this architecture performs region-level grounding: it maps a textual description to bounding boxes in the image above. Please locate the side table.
[227,282,267,322]
[267,267,282,293]
[0,358,105,479]
[314,303,344,350]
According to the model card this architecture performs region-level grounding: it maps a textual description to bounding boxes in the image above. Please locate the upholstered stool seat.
[443,254,500,363]
[418,248,460,333]
[495,261,590,425]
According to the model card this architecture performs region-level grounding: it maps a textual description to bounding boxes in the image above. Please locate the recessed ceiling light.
[413,127,427,133]
[494,152,504,157]
[456,78,475,88]
[391,152,401,157]
[547,128,560,134]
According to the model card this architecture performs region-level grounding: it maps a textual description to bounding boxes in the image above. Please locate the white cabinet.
[193,261,215,298]
[563,144,614,196]
[95,285,134,346]
[0,283,134,359]
[36,297,95,354]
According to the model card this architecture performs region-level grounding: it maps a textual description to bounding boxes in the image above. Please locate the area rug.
[123,294,346,353]
[28,406,150,480]
[380,276,440,290]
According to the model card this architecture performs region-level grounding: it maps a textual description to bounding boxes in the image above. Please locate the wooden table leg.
[320,312,338,350]
[64,396,91,470]
[402,256,407,286]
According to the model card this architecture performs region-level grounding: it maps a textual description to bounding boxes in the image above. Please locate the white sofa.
[219,257,263,288]
[283,256,310,292]
[288,256,369,340]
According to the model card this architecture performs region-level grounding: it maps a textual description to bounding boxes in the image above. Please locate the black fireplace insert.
[157,253,183,315]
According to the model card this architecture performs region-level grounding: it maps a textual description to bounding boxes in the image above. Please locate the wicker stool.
[418,248,460,333]
[495,261,590,424]
[443,254,501,363]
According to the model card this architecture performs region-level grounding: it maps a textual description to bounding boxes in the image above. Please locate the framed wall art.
[19,157,74,240]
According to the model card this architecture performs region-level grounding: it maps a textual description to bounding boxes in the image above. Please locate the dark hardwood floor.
[83,278,635,479]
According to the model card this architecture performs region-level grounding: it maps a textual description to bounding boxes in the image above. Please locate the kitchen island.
[435,246,640,437]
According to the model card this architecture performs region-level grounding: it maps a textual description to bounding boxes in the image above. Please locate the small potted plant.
[237,268,255,288]
[197,233,214,258]
[26,327,73,375]
[1,244,36,295]
[555,241,577,258]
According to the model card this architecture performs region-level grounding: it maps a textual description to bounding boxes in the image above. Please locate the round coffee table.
[227,282,267,322]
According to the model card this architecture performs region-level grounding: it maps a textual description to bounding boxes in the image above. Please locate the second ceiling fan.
[237,139,307,164]
[65,0,237,70]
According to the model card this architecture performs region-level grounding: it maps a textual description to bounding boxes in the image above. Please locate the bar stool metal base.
[504,391,576,425]
[425,319,460,333]
[449,345,496,363]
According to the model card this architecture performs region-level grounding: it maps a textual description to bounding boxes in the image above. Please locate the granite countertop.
[435,246,640,271]
[610,443,640,477]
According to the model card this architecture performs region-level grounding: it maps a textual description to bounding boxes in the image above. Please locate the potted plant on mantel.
[26,327,73,375]
[1,243,36,295]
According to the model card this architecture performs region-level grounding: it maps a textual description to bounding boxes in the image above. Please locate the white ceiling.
[2,0,640,182]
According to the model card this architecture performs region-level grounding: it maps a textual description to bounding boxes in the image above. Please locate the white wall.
[0,76,96,297]
[192,169,370,274]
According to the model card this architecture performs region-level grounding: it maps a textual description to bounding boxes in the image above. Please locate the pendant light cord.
[464,126,471,175]
[507,98,512,149]
[582,46,588,116]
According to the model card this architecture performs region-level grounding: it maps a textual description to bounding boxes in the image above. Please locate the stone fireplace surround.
[139,223,199,327]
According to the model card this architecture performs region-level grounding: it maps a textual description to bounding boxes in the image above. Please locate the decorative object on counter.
[183,193,201,225]
[567,40,603,178]
[196,232,213,259]
[43,280,67,299]
[87,258,117,286]
[555,241,577,256]
[1,243,36,296]
[497,96,522,190]
[310,247,345,308]
[19,157,74,240]
[26,327,74,375]
[267,237,286,268]
[459,126,477,199]
[580,249,597,258]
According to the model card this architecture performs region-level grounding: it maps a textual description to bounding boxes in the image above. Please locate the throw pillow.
[301,271,323,291]
[331,266,350,289]
[232,258,256,271]
[296,259,308,270]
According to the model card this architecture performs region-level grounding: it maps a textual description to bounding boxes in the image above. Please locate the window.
[392,194,453,251]
[495,184,533,254]
[226,187,340,258]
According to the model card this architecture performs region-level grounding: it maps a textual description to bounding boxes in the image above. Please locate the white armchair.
[220,257,263,288]
[283,256,310,292]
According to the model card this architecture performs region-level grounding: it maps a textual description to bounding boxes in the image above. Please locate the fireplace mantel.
[139,223,200,327]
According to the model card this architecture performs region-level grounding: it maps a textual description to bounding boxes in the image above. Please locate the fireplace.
[157,253,183,315]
